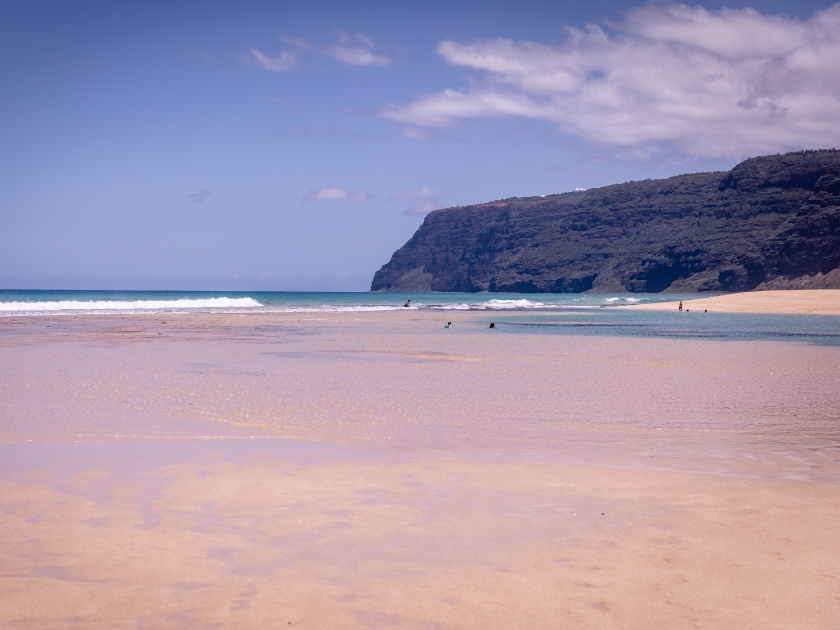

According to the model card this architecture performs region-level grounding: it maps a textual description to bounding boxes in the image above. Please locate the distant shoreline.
[617,289,840,315]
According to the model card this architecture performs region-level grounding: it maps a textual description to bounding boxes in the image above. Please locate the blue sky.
[2,0,838,291]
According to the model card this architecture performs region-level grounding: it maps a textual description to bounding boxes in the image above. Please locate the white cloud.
[401,127,435,141]
[248,32,389,73]
[381,3,840,158]
[326,31,390,66]
[355,33,375,48]
[279,35,315,50]
[250,48,296,72]
[304,186,372,203]
[327,45,390,66]
[390,186,440,216]
[384,89,551,127]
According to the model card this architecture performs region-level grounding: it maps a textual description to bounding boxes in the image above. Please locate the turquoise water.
[1,290,836,345]
[494,310,840,346]
[0,289,693,313]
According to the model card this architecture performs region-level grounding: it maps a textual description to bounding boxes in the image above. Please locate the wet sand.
[1,310,839,628]
[620,289,840,314]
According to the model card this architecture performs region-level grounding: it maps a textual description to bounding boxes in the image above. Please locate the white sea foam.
[484,299,546,308]
[0,297,262,313]
[429,303,472,310]
[271,299,557,313]
[268,305,407,313]
[0,294,650,315]
[430,299,550,310]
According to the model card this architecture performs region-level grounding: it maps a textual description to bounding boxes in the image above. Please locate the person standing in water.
[679,301,683,312]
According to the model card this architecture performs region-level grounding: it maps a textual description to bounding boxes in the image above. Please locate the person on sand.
[403,299,411,307]
[679,301,683,312]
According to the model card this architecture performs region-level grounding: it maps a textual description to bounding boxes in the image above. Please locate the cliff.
[371,150,840,293]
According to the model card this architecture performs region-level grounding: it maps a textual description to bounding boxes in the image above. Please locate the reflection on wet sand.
[1,310,839,628]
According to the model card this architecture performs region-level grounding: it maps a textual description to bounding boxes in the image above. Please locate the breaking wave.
[0,297,263,312]
[428,299,551,310]
[0,292,652,315]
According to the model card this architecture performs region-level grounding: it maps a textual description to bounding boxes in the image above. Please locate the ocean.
[499,310,840,346]
[1,289,837,345]
[0,289,684,314]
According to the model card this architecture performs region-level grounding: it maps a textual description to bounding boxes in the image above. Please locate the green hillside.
[372,150,840,293]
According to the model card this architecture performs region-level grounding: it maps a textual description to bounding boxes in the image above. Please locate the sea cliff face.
[371,150,840,293]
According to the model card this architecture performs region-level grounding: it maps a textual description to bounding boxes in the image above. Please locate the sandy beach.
[620,289,840,314]
[6,0,840,626]
[1,309,839,628]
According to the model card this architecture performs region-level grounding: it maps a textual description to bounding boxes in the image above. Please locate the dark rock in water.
[371,150,840,293]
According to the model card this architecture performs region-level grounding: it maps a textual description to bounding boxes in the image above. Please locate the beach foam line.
[264,302,554,313]
[263,300,579,313]
[425,298,643,310]
[0,297,263,312]
[267,305,408,313]
[243,299,633,313]
[429,299,550,310]
[0,295,650,315]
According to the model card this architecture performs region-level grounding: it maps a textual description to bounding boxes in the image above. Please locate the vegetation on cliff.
[372,150,840,293]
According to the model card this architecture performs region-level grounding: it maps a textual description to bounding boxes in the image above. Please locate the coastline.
[617,288,840,314]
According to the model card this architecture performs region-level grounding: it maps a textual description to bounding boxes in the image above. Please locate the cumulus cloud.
[381,2,840,158]
[304,186,372,203]
[250,48,296,72]
[390,186,440,216]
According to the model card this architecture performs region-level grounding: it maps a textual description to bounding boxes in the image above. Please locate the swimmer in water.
[404,299,410,307]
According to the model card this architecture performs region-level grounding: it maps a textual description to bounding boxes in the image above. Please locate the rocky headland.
[372,150,840,293]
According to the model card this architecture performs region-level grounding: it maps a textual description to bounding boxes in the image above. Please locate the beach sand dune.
[620,288,840,314]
